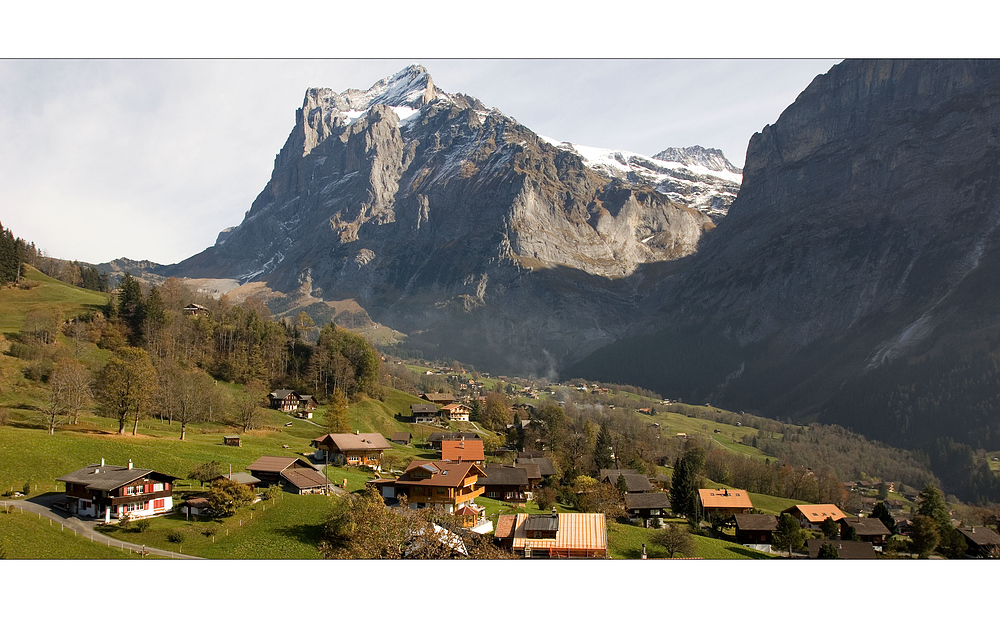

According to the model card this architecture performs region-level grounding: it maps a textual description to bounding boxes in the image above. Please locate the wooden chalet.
[428,431,479,450]
[182,303,210,317]
[311,432,392,470]
[782,504,847,530]
[246,456,326,493]
[440,403,471,422]
[698,488,753,518]
[838,516,891,547]
[56,458,177,523]
[476,464,531,503]
[734,514,778,547]
[806,538,877,559]
[495,510,607,559]
[267,389,318,413]
[441,438,485,464]
[392,460,486,516]
[514,461,543,490]
[411,403,439,424]
[957,526,1000,557]
[391,432,412,445]
[624,492,671,521]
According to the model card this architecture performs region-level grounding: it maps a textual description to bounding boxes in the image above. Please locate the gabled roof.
[247,456,317,473]
[698,488,754,510]
[57,462,177,491]
[395,460,485,488]
[441,439,485,462]
[839,516,890,536]
[513,462,541,480]
[624,492,671,510]
[280,467,330,490]
[391,432,412,441]
[734,514,778,531]
[602,471,653,493]
[958,526,1000,546]
[312,433,392,452]
[599,468,638,478]
[806,539,877,559]
[421,393,455,403]
[410,404,438,414]
[269,389,296,399]
[515,457,555,476]
[478,465,530,486]
[782,504,847,524]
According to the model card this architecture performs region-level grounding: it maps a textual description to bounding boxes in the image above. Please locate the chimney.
[551,506,558,518]
[356,430,359,435]
[127,459,133,470]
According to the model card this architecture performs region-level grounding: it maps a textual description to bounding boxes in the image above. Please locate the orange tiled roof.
[784,504,847,523]
[698,488,754,509]
[441,439,485,462]
[509,513,607,551]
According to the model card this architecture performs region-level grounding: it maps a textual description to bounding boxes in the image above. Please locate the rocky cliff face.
[571,59,1000,450]
[165,65,735,375]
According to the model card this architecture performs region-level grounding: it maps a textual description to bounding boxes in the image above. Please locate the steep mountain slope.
[571,60,1000,459]
[162,65,738,375]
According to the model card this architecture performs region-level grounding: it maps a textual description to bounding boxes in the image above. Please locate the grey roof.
[411,404,438,414]
[524,513,559,532]
[477,465,530,486]
[600,468,638,478]
[210,472,260,485]
[839,517,891,536]
[958,526,1000,546]
[624,493,671,510]
[516,457,555,476]
[513,462,541,480]
[270,389,295,399]
[602,471,653,493]
[57,463,176,491]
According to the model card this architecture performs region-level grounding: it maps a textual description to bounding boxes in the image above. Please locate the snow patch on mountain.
[539,137,742,220]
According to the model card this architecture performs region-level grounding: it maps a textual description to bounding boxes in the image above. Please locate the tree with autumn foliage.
[95,346,157,435]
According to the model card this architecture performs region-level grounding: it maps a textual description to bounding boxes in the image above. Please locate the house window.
[489,491,497,498]
[154,499,165,509]
[153,483,164,492]
[348,456,359,462]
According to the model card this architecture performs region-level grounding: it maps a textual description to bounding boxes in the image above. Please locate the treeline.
[101,273,382,402]
[0,221,108,291]
[0,222,29,286]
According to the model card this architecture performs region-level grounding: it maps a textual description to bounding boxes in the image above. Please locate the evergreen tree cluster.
[0,221,28,285]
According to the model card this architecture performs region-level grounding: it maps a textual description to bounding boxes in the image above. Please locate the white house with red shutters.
[56,459,178,522]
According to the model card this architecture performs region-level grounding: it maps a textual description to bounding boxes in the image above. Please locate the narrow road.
[2,494,205,559]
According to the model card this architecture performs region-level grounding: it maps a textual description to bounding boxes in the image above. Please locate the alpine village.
[4,59,1000,566]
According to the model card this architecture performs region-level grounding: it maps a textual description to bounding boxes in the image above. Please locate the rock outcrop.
[162,65,733,375]
[571,59,1000,453]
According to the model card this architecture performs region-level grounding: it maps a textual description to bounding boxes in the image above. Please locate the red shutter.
[154,499,165,509]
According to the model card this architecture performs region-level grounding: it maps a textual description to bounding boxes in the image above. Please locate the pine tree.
[593,421,614,471]
[773,513,805,557]
[669,456,699,520]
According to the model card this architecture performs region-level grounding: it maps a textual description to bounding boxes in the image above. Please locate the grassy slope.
[0,266,108,334]
[0,507,144,559]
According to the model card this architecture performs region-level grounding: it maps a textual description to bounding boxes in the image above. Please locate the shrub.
[134,519,151,532]
[166,531,184,543]
[533,486,557,511]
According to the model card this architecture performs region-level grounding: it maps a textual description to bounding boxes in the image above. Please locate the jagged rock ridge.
[163,64,738,375]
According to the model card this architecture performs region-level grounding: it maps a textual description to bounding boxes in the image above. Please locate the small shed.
[391,432,412,445]
[223,435,242,447]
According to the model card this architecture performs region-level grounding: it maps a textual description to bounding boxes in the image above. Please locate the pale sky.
[0,59,837,265]
[0,2,989,268]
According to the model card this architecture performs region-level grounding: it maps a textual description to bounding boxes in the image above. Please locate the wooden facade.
[57,459,177,522]
[393,461,486,514]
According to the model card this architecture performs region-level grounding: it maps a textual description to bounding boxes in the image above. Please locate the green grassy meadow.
[0,267,108,335]
[0,506,145,559]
